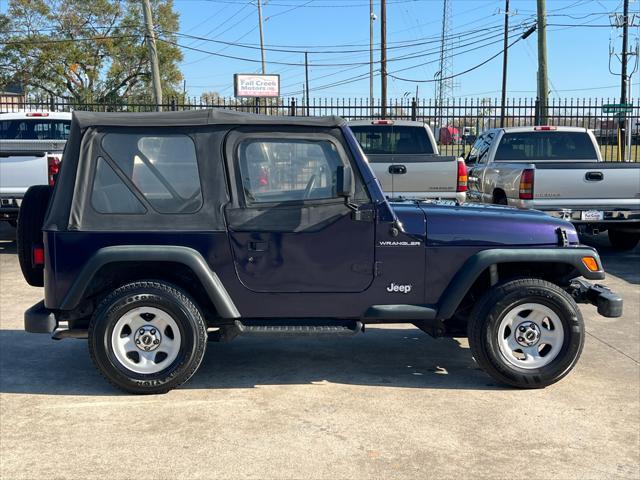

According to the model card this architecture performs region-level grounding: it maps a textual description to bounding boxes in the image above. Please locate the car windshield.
[495,131,597,161]
[0,119,71,140]
[349,125,434,155]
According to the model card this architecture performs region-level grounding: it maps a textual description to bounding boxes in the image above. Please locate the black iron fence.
[2,96,638,161]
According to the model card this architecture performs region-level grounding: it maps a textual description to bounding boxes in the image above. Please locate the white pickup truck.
[348,119,467,202]
[0,112,71,225]
[466,126,640,250]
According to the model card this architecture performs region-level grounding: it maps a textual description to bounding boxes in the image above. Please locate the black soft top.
[44,109,348,231]
[72,109,346,129]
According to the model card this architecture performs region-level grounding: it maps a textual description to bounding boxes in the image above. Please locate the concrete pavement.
[0,224,638,479]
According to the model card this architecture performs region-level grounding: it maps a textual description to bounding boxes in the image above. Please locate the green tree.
[0,0,183,103]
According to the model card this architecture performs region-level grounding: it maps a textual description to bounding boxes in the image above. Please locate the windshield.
[0,119,71,140]
[495,131,597,161]
[349,125,434,156]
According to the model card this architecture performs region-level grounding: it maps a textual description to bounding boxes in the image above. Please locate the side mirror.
[336,165,353,197]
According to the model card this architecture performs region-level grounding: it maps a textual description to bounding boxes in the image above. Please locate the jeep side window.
[101,133,202,214]
[237,139,344,204]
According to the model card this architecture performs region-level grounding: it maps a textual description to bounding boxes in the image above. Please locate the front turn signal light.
[582,256,599,272]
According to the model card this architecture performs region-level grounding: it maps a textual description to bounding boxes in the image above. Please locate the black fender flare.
[59,245,240,318]
[435,247,604,320]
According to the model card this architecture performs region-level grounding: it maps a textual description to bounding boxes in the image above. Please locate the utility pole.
[305,52,310,116]
[536,0,548,124]
[369,0,374,109]
[257,0,266,74]
[380,0,387,119]
[142,0,162,110]
[619,0,629,161]
[500,0,510,127]
[256,0,266,114]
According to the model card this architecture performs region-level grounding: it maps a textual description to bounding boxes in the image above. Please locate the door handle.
[585,171,604,181]
[389,164,407,175]
[248,241,268,252]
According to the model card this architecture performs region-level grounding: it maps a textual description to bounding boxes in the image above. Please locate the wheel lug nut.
[153,339,159,344]
[519,326,526,332]
[150,329,156,335]
[518,337,524,342]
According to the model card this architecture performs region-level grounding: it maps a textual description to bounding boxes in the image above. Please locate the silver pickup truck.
[0,112,71,225]
[466,126,640,250]
[348,119,467,202]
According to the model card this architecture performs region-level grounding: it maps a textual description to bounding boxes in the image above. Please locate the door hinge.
[374,261,383,277]
[556,227,569,247]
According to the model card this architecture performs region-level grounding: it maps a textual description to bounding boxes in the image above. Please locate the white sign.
[234,74,280,98]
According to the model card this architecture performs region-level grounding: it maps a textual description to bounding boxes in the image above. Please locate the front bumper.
[569,279,623,318]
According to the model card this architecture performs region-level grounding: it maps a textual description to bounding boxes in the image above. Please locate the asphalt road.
[0,223,638,479]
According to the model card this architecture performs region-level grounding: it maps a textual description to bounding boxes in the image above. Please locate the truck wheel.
[89,281,207,394]
[608,229,639,251]
[467,278,584,389]
[17,185,52,287]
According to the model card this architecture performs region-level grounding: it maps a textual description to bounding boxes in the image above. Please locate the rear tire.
[17,185,52,287]
[608,229,639,251]
[467,278,584,389]
[89,280,207,394]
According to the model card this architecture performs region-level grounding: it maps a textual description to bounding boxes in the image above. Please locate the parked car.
[0,111,71,226]
[348,119,467,202]
[434,126,462,145]
[21,110,622,394]
[465,126,640,250]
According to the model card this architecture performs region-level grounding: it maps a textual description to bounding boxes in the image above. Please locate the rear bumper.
[0,195,23,219]
[509,200,640,224]
[24,300,57,333]
[569,279,623,318]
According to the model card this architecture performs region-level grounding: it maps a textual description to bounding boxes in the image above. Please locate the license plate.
[581,210,604,221]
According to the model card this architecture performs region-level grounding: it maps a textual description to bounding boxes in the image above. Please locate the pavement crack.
[587,331,640,365]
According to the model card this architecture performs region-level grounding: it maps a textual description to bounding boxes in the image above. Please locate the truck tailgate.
[367,154,458,196]
[0,140,54,195]
[533,162,640,207]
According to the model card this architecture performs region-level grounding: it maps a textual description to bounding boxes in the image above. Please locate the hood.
[391,200,579,247]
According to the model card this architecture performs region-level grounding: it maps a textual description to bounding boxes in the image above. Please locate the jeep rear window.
[238,139,343,204]
[495,132,597,161]
[349,125,434,157]
[101,133,202,214]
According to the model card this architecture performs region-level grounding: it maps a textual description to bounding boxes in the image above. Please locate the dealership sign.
[234,74,280,98]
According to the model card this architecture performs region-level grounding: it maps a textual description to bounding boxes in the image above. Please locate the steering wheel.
[303,174,318,199]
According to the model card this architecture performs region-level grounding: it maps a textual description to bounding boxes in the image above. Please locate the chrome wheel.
[111,306,182,375]
[497,302,565,369]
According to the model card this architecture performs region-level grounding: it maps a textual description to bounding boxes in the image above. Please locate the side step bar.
[233,319,363,337]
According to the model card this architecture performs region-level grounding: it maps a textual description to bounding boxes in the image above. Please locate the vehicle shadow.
[580,233,640,285]
[0,327,506,396]
[0,223,17,254]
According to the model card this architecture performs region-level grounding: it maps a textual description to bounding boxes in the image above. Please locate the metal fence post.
[411,98,417,121]
[170,97,177,111]
[290,98,296,116]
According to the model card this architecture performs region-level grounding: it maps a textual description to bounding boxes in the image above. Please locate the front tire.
[89,280,207,394]
[608,229,640,251]
[468,278,584,389]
